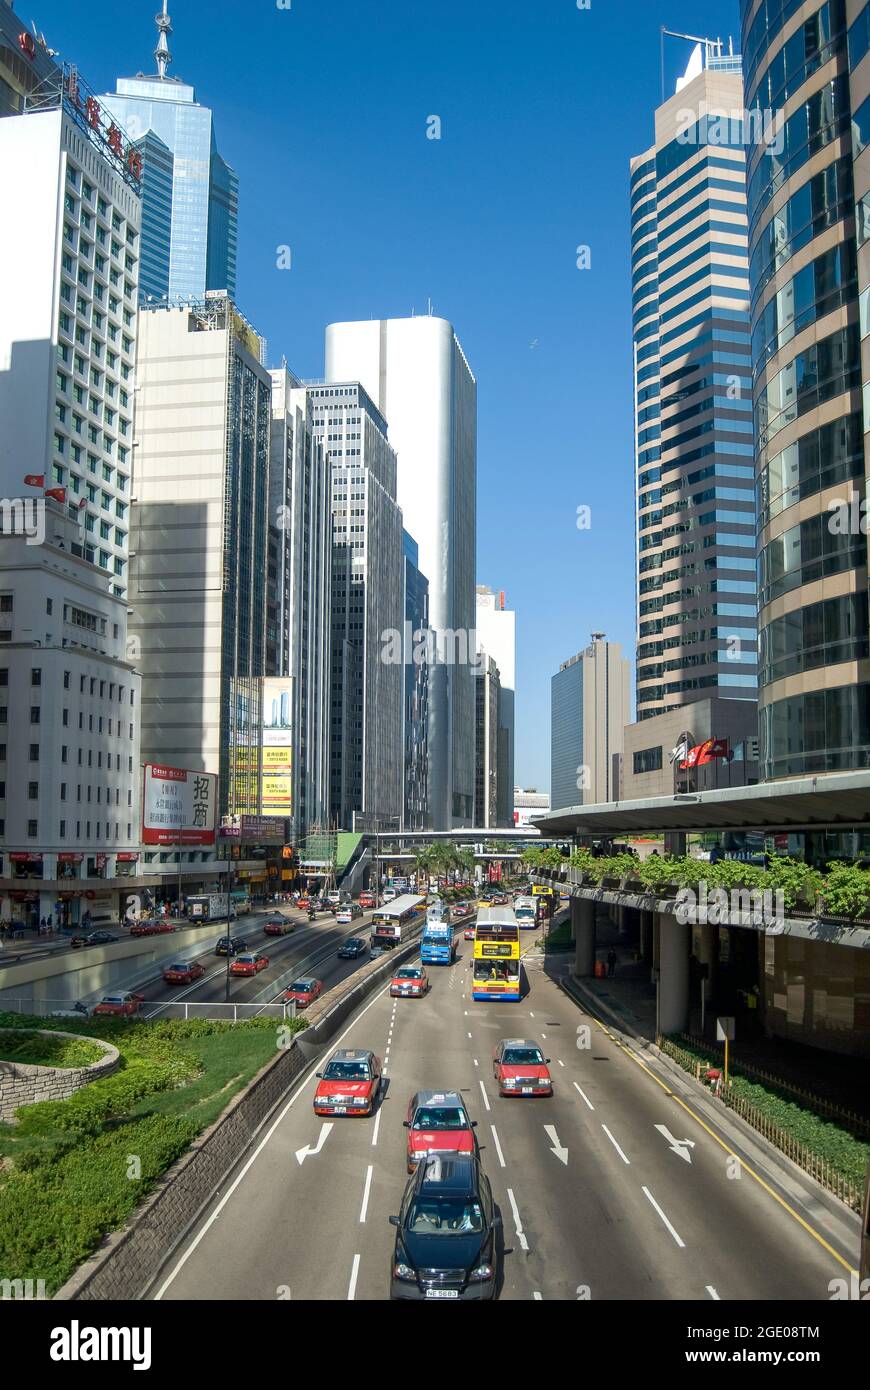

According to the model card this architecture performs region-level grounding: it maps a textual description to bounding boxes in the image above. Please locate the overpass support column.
[657,910,689,1036]
[639,910,654,966]
[695,922,717,1032]
[572,897,596,978]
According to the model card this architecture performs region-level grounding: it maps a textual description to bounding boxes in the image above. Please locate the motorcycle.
[308,909,317,922]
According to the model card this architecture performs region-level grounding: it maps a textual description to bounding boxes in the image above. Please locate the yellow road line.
[582,1005,858,1275]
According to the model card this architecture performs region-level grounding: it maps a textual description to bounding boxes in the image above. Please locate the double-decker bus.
[370,894,426,949]
[472,907,521,1001]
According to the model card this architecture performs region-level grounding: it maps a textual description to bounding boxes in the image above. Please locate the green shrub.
[0,1032,105,1069]
[820,862,870,920]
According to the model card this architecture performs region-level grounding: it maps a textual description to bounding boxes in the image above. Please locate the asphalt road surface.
[150,935,857,1301]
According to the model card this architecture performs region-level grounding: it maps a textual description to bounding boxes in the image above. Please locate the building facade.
[324,316,477,829]
[475,585,516,826]
[100,8,238,303]
[630,51,758,722]
[0,2,61,117]
[513,788,551,829]
[741,0,870,778]
[129,297,270,821]
[403,531,430,830]
[550,635,630,811]
[306,382,404,830]
[474,654,500,828]
[266,369,331,838]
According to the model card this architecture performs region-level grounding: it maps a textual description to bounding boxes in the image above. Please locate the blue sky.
[29,0,739,792]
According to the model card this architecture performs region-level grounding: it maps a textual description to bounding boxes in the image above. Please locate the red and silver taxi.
[230,951,269,977]
[91,992,145,1018]
[403,1090,477,1173]
[283,977,323,1009]
[313,1049,382,1117]
[390,965,428,998]
[492,1039,553,1097]
[162,960,205,985]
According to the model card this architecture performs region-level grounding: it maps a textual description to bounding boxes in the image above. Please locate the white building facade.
[325,316,477,829]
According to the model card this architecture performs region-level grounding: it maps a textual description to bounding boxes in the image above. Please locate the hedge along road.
[150,936,856,1302]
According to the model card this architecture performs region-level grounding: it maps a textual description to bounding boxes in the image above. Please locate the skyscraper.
[100,4,238,303]
[475,585,516,826]
[741,0,869,779]
[403,532,430,830]
[550,636,630,810]
[474,654,501,828]
[325,315,477,829]
[630,45,758,723]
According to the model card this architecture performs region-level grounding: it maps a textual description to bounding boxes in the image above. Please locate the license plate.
[521,1087,533,1094]
[425,1288,459,1299]
[332,1106,348,1114]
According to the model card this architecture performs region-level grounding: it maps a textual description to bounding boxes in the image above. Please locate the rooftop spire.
[154,1,172,80]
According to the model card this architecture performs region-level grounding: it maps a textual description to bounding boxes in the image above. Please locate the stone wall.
[0,1030,119,1122]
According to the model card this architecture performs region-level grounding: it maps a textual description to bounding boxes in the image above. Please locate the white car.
[382,887,397,903]
[327,891,342,907]
[337,903,363,924]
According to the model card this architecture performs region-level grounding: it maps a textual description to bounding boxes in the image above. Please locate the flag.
[24,474,45,487]
[682,742,709,769]
[698,737,730,765]
[44,487,66,503]
[670,738,690,765]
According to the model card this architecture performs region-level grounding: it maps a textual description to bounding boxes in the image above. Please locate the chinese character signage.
[142,764,216,846]
[61,64,143,194]
[260,678,293,817]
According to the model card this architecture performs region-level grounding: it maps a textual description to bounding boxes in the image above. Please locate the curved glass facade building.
[630,57,758,725]
[741,0,870,777]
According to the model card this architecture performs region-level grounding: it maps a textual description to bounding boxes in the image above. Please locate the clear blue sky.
[28,0,739,792]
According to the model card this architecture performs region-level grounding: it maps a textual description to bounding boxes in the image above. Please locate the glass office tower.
[741,0,870,777]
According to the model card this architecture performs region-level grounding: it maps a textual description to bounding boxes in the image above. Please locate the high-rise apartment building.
[266,369,331,837]
[630,48,758,722]
[0,71,143,599]
[325,316,477,829]
[550,635,630,810]
[741,0,870,778]
[129,296,270,819]
[306,383,404,830]
[476,585,516,826]
[100,5,238,302]
[403,532,430,830]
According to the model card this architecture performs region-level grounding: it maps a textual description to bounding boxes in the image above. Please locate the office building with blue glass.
[100,5,238,303]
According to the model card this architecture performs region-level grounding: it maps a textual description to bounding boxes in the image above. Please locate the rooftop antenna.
[155,1,173,81]
[659,26,722,102]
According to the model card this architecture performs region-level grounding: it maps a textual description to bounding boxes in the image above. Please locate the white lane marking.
[490,1124,506,1168]
[642,1186,686,1248]
[601,1124,630,1165]
[348,1253,361,1300]
[533,1291,543,1300]
[371,1108,382,1148]
[529,1011,535,1018]
[506,1187,529,1252]
[467,1031,472,1039]
[573,1083,594,1111]
[473,1057,479,1068]
[359,1164,374,1223]
[154,976,395,1298]
[478,1078,491,1112]
[706,1285,721,1301]
[557,1059,564,1067]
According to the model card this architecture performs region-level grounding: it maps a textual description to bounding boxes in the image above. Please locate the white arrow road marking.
[295,1121,333,1165]
[544,1124,569,1165]
[348,1253,360,1300]
[601,1124,630,1165]
[507,1187,529,1252]
[359,1164,374,1223]
[533,1291,543,1300]
[655,1124,696,1164]
[643,1186,686,1248]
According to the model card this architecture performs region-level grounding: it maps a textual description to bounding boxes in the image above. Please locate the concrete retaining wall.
[0,1030,119,1122]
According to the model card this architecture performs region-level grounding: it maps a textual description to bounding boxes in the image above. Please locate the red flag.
[44,487,66,503]
[681,742,709,769]
[698,737,730,765]
[24,474,44,487]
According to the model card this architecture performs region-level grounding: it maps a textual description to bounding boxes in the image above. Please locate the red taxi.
[162,960,206,985]
[91,992,145,1018]
[129,919,177,937]
[492,1039,553,1097]
[313,1049,382,1116]
[283,977,323,1009]
[464,924,476,940]
[264,917,294,936]
[390,965,428,998]
[296,896,312,911]
[403,1091,477,1173]
[359,891,376,909]
[230,952,269,977]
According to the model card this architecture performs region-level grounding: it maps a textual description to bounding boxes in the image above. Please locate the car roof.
[417,1154,479,1194]
[331,1048,372,1061]
[411,1090,465,1110]
[498,1038,540,1050]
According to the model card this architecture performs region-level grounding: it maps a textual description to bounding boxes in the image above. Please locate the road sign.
[716,1016,735,1042]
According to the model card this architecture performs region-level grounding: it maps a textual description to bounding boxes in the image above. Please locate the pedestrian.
[607,947,617,979]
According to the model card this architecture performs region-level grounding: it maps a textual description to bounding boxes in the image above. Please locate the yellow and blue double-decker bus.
[472,907,520,1001]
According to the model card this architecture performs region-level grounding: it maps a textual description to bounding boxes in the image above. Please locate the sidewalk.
[555,904,870,1127]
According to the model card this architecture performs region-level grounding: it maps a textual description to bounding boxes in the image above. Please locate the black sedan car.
[389,1155,500,1300]
[337,937,367,959]
[70,930,119,949]
[214,936,248,957]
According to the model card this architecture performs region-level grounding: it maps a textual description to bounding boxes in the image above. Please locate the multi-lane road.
[148,933,859,1301]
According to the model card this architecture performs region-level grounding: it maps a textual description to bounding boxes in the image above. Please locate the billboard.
[261,677,293,817]
[142,764,217,846]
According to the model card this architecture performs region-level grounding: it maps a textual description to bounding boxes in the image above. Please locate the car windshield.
[502,1048,544,1066]
[168,963,187,972]
[324,1061,370,1081]
[236,956,255,964]
[345,939,363,949]
[412,1108,467,1130]
[289,981,313,992]
[103,997,124,1005]
[406,1198,484,1234]
[395,969,421,979]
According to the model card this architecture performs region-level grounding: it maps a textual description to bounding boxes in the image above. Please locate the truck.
[514,896,537,929]
[420,919,456,965]
[186,893,234,923]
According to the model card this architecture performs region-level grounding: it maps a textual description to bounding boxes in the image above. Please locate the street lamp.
[224,844,235,1003]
